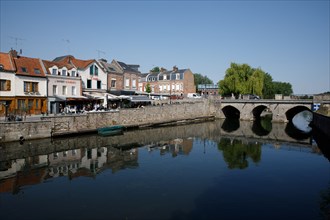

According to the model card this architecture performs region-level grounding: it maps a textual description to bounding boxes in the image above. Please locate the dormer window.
[62,70,67,76]
[71,70,76,77]
[34,68,41,74]
[21,67,28,73]
[52,68,57,75]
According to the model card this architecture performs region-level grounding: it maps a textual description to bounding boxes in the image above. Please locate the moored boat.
[98,125,125,136]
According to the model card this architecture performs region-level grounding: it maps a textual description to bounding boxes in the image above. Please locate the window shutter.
[6,80,11,91]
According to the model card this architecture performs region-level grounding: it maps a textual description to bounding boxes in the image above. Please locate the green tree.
[262,73,274,99]
[145,83,151,93]
[150,66,160,73]
[194,73,213,85]
[272,81,293,96]
[194,73,213,92]
[219,63,265,97]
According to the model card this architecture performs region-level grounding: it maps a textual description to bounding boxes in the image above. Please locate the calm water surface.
[0,119,329,220]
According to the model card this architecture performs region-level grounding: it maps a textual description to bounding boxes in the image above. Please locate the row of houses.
[0,50,196,117]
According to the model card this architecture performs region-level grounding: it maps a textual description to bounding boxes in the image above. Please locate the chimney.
[9,49,18,58]
[173,65,178,72]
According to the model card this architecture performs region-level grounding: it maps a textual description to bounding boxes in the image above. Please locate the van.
[187,93,202,98]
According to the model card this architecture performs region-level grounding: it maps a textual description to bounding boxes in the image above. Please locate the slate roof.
[98,59,117,72]
[117,61,140,73]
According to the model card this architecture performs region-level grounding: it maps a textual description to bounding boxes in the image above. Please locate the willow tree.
[219,63,265,97]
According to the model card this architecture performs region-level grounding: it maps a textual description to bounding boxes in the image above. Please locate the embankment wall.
[0,100,214,143]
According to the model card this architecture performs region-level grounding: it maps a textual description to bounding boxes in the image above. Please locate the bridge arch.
[222,106,240,119]
[252,105,269,119]
[285,106,312,121]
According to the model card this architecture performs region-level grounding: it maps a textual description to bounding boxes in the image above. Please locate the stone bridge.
[211,99,319,122]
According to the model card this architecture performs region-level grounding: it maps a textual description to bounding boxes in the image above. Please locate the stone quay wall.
[312,112,330,137]
[0,100,214,143]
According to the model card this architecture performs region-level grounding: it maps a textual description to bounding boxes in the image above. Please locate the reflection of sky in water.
[292,110,313,133]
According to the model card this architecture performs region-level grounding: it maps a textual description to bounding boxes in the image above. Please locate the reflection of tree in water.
[252,118,272,136]
[217,138,261,169]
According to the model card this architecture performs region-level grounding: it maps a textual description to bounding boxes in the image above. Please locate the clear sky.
[1,0,329,94]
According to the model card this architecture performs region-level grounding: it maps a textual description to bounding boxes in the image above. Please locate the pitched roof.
[0,52,15,71]
[98,59,117,72]
[42,59,76,72]
[13,55,46,77]
[53,55,94,69]
[117,61,140,73]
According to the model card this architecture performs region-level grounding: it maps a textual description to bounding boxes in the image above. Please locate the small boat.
[98,125,125,136]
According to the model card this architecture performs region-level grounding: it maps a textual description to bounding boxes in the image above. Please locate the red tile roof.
[42,60,76,73]
[0,52,15,71]
[53,55,94,69]
[13,55,46,77]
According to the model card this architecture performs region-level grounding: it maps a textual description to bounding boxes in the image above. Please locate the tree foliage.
[145,83,151,93]
[219,62,293,98]
[194,73,213,85]
[150,66,160,73]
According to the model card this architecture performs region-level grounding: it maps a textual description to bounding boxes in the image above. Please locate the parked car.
[187,93,202,98]
[248,94,260,99]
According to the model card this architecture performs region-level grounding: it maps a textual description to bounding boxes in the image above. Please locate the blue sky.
[1,0,329,94]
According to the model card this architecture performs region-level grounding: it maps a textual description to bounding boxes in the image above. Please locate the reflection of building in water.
[0,155,48,194]
[0,145,139,193]
[81,147,108,174]
[48,149,82,178]
[48,147,108,178]
[106,148,138,173]
[147,138,193,157]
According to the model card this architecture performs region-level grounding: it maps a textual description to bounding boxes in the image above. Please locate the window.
[62,70,67,76]
[132,79,136,89]
[111,79,116,88]
[87,79,92,88]
[72,86,76,96]
[0,80,11,91]
[159,85,163,91]
[97,80,101,89]
[89,65,99,76]
[21,67,28,73]
[176,73,180,80]
[125,78,130,88]
[24,82,38,92]
[17,99,26,109]
[163,75,167,80]
[95,66,98,76]
[52,69,57,75]
[62,86,67,95]
[71,70,76,77]
[34,68,41,74]
[53,85,57,95]
[28,99,33,110]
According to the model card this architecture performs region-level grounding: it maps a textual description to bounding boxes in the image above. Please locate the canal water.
[0,119,329,220]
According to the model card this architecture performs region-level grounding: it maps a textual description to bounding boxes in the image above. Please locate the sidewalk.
[0,114,46,122]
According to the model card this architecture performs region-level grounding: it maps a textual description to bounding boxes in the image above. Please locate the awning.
[54,95,87,101]
[83,92,120,100]
[129,95,152,103]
